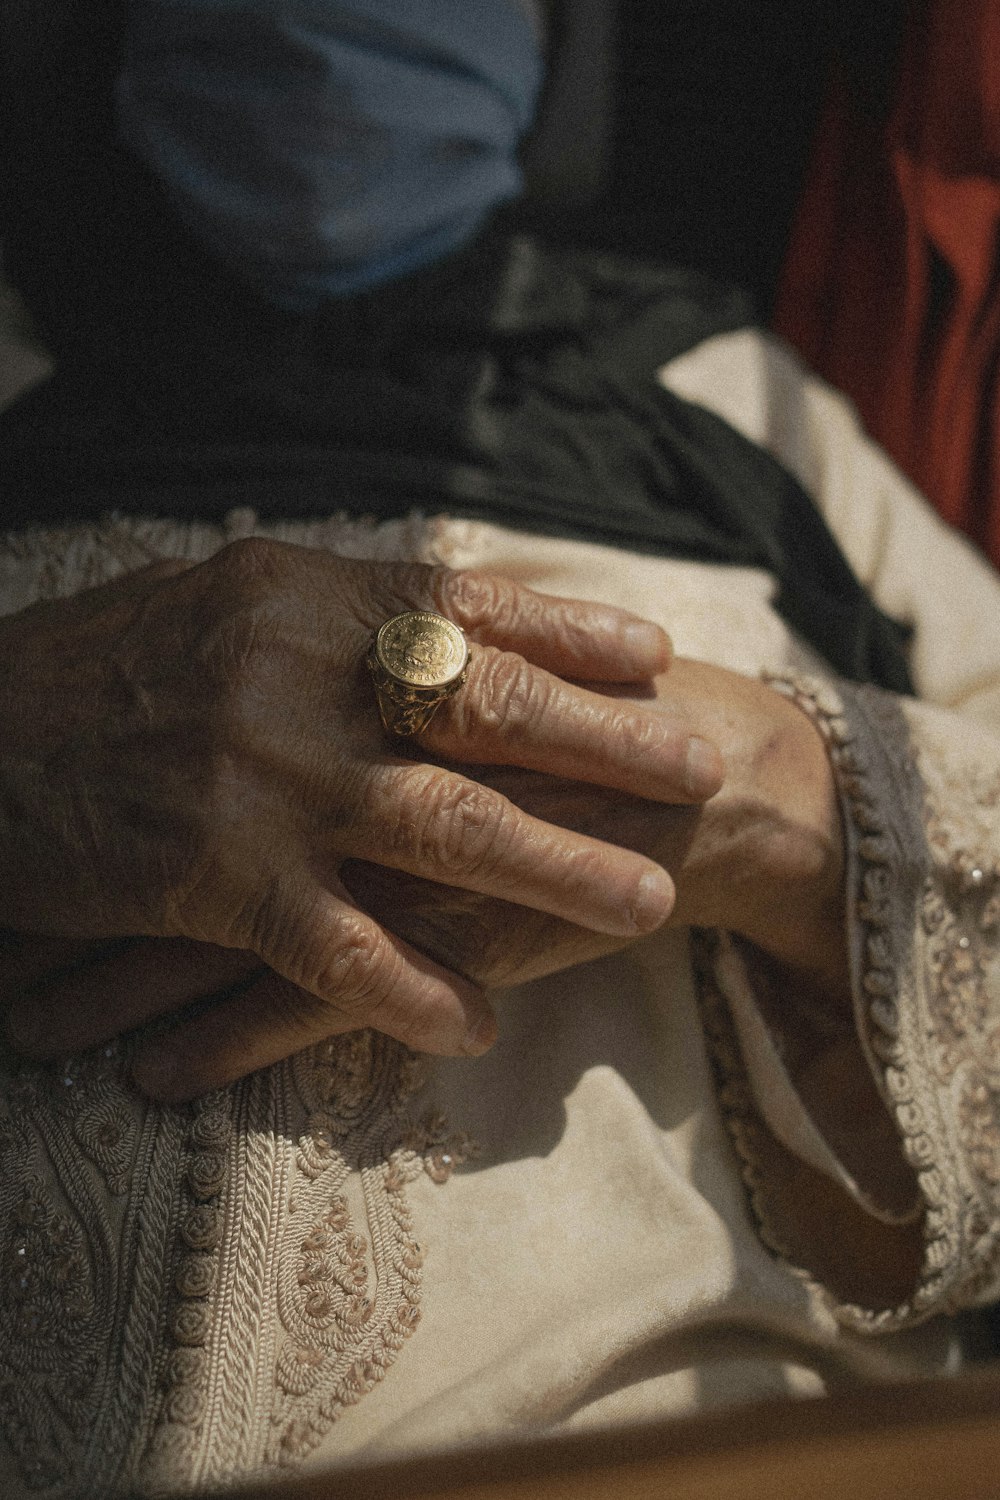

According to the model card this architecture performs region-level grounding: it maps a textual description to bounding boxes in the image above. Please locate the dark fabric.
[551,0,836,316]
[0,233,915,694]
[0,0,914,692]
[2,0,843,361]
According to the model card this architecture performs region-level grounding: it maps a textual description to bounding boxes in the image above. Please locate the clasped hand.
[0,539,729,1096]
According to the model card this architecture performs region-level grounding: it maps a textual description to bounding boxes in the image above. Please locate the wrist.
[742,689,847,991]
[662,675,848,995]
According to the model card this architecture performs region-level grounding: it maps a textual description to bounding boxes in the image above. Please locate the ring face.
[373,611,469,689]
[367,611,470,736]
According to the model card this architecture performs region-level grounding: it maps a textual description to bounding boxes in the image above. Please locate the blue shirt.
[116,1,544,308]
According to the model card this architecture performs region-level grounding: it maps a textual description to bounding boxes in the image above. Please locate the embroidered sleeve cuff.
[697,673,1000,1331]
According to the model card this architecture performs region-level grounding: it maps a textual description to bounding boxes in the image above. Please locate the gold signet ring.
[366,611,470,736]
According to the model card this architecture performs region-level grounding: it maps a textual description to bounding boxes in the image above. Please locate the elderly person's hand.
[2,657,845,1102]
[0,540,723,1083]
[350,657,848,997]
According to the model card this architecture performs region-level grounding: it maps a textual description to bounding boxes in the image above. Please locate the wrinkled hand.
[2,659,846,1102]
[349,658,849,994]
[0,541,724,1087]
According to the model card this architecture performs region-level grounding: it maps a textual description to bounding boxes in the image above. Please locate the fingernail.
[631,867,674,933]
[621,619,671,668]
[684,736,724,799]
[462,1006,498,1057]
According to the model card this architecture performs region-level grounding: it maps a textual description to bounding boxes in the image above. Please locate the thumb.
[132,874,496,1102]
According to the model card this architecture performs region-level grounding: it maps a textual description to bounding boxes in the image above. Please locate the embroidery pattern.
[0,1041,185,1498]
[701,675,1000,1329]
[140,1088,234,1489]
[918,754,1000,1306]
[0,1030,470,1497]
[0,513,470,1497]
[266,1033,473,1469]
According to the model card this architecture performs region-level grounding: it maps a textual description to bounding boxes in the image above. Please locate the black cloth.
[0,233,914,694]
[0,0,913,692]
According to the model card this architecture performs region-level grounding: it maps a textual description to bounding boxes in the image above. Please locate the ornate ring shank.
[367,611,470,736]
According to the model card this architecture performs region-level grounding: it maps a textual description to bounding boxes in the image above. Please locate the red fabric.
[773,0,1000,565]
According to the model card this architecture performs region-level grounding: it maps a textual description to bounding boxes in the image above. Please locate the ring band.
[366,610,470,736]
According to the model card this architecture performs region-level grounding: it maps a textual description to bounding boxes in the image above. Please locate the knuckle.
[551,610,594,662]
[212,536,284,595]
[195,547,293,706]
[313,913,388,1012]
[468,650,550,736]
[435,568,510,631]
[159,808,245,941]
[351,561,427,628]
[619,706,674,760]
[212,610,280,690]
[410,774,512,880]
